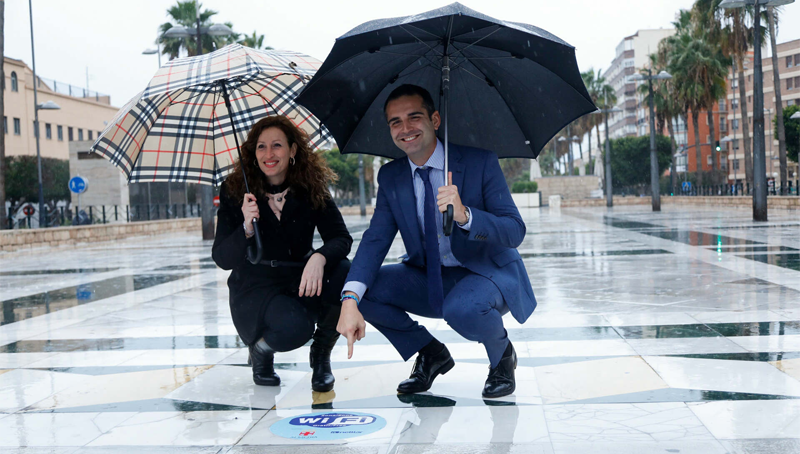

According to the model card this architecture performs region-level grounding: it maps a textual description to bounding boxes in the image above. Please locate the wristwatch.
[457,206,470,227]
[243,220,254,238]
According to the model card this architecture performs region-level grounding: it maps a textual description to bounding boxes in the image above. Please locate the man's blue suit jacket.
[346,143,536,324]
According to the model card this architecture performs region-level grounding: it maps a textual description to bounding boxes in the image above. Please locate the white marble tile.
[0,412,137,447]
[535,356,668,404]
[391,406,549,444]
[645,356,800,396]
[545,402,715,443]
[29,323,203,340]
[728,335,800,353]
[551,440,729,454]
[22,350,150,368]
[87,410,265,446]
[0,369,89,412]
[0,353,59,369]
[27,366,211,411]
[524,339,636,358]
[626,337,748,356]
[604,312,699,327]
[115,348,241,366]
[689,400,800,439]
[165,365,306,410]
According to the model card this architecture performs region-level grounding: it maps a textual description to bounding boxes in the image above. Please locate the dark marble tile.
[0,267,120,276]
[740,253,800,271]
[706,246,799,253]
[640,229,761,246]
[667,352,800,362]
[0,335,246,353]
[26,398,261,413]
[282,394,521,410]
[519,249,671,259]
[0,273,192,326]
[28,365,198,375]
[708,321,800,337]
[721,439,800,454]
[614,324,720,339]
[567,388,800,405]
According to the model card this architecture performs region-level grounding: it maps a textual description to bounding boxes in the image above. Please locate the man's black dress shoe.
[397,344,455,394]
[482,342,517,398]
[250,339,280,386]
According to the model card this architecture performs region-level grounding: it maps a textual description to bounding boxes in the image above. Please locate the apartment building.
[3,56,119,160]
[606,29,676,139]
[724,39,800,185]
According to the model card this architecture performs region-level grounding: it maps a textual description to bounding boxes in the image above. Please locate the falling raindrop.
[389,36,393,45]
[359,80,367,92]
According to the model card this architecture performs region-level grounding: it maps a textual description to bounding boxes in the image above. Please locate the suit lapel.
[393,162,423,253]
[448,143,465,197]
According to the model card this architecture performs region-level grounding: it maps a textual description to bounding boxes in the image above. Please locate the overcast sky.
[5,0,800,108]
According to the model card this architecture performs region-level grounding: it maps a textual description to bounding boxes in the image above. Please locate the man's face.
[385,95,441,161]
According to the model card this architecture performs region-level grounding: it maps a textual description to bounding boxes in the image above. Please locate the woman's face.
[254,127,297,185]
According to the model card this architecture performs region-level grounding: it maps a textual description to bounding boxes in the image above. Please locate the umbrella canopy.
[91,44,332,186]
[295,2,596,160]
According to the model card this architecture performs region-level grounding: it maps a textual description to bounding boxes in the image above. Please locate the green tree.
[320,150,374,199]
[4,156,69,204]
[601,135,672,193]
[158,1,238,59]
[238,31,273,50]
[776,105,799,164]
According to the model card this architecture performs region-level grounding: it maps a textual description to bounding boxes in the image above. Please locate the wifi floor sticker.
[270,412,388,440]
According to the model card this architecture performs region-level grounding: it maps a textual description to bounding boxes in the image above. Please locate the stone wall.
[561,196,800,210]
[534,176,603,201]
[0,218,200,253]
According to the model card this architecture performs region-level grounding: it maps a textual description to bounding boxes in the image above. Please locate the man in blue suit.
[337,84,536,398]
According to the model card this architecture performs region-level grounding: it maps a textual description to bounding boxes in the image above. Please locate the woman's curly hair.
[224,116,337,210]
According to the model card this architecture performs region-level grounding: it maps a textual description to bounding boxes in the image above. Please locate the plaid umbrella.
[91,43,332,187]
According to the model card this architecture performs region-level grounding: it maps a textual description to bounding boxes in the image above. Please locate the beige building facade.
[3,56,119,160]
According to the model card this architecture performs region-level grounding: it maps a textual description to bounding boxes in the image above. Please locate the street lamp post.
[29,0,63,228]
[161,9,233,240]
[792,112,800,187]
[720,0,796,221]
[632,69,672,212]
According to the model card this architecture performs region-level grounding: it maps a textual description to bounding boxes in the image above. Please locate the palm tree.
[158,1,238,59]
[581,69,598,173]
[238,31,273,50]
[590,69,616,173]
[719,6,767,188]
[767,6,787,192]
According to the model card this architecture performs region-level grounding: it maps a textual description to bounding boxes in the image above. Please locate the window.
[789,78,794,90]
[88,130,93,141]
[78,129,83,141]
[706,135,710,143]
[789,56,795,68]
[719,100,727,112]
[57,125,63,141]
[732,119,739,130]
[734,140,740,150]
[748,74,751,82]
[45,123,51,140]
[796,76,800,89]
[795,54,800,66]
[2,117,5,134]
[733,159,740,170]
[32,121,38,138]
[10,72,17,92]
[732,78,738,88]
[13,118,20,135]
[732,98,739,110]
[748,95,752,104]
[68,127,73,141]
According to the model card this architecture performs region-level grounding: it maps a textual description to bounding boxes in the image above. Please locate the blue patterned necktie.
[415,167,444,308]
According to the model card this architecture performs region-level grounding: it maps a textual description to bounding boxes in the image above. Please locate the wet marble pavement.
[1,205,799,453]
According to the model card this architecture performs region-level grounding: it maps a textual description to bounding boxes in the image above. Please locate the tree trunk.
[768,7,788,193]
[667,117,677,194]
[0,0,5,229]
[587,127,593,175]
[707,108,717,184]
[596,120,603,168]
[693,108,703,187]
[738,67,753,188]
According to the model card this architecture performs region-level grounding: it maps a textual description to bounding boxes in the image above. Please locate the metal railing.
[35,76,110,104]
[7,203,203,230]
[671,180,799,197]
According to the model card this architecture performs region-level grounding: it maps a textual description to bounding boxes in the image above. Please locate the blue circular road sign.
[69,176,88,194]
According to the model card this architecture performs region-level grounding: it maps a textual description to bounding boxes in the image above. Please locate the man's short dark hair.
[383,84,436,119]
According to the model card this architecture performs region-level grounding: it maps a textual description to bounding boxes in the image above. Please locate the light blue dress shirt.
[343,140,471,301]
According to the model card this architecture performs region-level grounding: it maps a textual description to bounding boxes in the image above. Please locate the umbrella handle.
[247,219,264,264]
[443,205,454,237]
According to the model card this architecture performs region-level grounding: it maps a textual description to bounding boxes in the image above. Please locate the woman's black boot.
[310,328,339,392]
[250,338,280,386]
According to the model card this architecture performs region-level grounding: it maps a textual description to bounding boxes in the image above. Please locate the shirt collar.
[408,139,444,174]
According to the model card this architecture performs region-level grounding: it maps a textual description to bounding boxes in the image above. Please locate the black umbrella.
[296,2,595,232]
